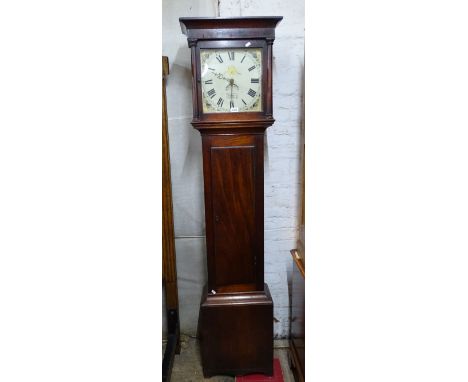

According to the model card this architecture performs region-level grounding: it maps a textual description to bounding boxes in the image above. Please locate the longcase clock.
[179,16,283,377]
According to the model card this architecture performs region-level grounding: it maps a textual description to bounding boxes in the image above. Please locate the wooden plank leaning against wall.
[162,56,180,382]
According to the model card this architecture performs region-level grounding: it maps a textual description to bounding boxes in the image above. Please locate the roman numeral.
[208,67,215,71]
[217,97,224,107]
[216,55,223,63]
[228,51,235,60]
[230,100,234,108]
[251,78,259,83]
[241,55,246,63]
[248,65,256,72]
[204,79,213,84]
[207,88,216,98]
[242,99,247,105]
[248,89,256,97]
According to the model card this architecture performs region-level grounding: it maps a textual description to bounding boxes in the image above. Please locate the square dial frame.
[195,39,268,121]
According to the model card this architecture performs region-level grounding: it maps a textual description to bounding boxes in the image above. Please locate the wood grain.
[201,134,265,293]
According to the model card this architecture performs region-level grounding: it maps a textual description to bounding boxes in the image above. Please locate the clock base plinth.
[198,284,274,378]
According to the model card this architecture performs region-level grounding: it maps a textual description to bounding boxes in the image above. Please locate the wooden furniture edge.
[290,249,305,278]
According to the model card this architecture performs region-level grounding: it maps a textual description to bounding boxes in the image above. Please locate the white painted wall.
[163,0,304,338]
[162,0,217,337]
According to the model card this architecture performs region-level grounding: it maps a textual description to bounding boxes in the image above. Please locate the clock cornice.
[179,16,283,41]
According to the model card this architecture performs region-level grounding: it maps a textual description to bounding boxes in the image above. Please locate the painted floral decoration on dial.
[200,48,262,113]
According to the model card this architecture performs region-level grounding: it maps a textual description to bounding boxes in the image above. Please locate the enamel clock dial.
[200,48,262,113]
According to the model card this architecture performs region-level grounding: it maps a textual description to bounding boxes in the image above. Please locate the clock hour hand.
[226,78,239,89]
[225,78,239,93]
[226,79,240,104]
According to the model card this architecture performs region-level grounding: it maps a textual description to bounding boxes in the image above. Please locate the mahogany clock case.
[179,16,283,378]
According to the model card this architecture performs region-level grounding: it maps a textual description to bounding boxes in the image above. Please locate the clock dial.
[200,48,262,113]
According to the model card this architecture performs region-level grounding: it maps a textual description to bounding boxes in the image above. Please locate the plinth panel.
[198,284,274,377]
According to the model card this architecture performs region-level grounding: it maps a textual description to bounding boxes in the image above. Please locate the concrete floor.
[166,335,295,382]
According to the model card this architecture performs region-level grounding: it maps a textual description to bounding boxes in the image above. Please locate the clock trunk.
[202,134,265,293]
